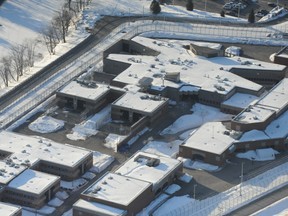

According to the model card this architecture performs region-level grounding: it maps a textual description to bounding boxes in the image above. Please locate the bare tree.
[10,45,26,80]
[23,39,37,67]
[0,57,15,86]
[54,8,73,43]
[66,0,72,10]
[42,24,59,55]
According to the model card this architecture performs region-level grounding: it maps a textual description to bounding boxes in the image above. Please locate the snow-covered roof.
[238,109,288,142]
[115,151,182,190]
[0,131,92,168]
[264,109,288,139]
[8,169,59,195]
[233,105,275,124]
[222,93,259,109]
[0,161,26,185]
[234,78,288,124]
[182,122,236,155]
[109,37,285,96]
[0,202,21,216]
[256,78,288,112]
[73,199,126,216]
[112,91,168,115]
[58,81,110,101]
[179,85,200,93]
[83,172,151,206]
[238,129,269,142]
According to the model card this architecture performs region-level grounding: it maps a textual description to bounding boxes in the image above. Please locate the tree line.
[0,0,91,88]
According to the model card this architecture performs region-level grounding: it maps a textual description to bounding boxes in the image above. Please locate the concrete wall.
[229,68,286,86]
[235,138,287,152]
[103,59,131,76]
[80,184,154,216]
[34,152,93,181]
[274,55,288,66]
[198,89,226,108]
[3,178,60,209]
[179,145,231,166]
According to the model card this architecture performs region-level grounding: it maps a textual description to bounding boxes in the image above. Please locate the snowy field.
[1,0,287,92]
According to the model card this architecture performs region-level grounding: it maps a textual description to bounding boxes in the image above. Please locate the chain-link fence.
[154,162,288,216]
[1,19,287,129]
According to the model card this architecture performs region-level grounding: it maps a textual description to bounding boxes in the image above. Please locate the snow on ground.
[55,191,69,200]
[23,205,55,215]
[178,129,196,140]
[89,151,114,173]
[48,197,64,207]
[142,140,183,158]
[0,0,98,91]
[180,158,220,172]
[60,178,87,191]
[137,194,170,216]
[178,173,193,183]
[28,115,65,133]
[165,184,181,195]
[6,96,56,131]
[82,172,96,180]
[251,196,288,216]
[104,133,126,151]
[0,0,66,58]
[161,103,232,135]
[66,106,111,141]
[62,209,73,216]
[236,148,279,161]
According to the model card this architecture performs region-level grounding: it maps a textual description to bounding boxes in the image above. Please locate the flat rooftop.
[182,122,236,155]
[238,109,288,142]
[115,151,181,189]
[222,93,259,109]
[73,199,126,216]
[8,169,59,195]
[57,80,110,102]
[112,91,168,115]
[233,105,275,124]
[109,37,286,96]
[83,172,151,207]
[0,131,92,168]
[0,161,26,185]
[0,202,21,216]
[257,78,288,112]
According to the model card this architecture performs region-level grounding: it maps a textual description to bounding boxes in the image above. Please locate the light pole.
[238,4,240,18]
[193,184,197,199]
[240,162,244,196]
[205,0,207,12]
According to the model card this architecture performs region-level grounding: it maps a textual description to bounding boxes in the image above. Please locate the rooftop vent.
[146,158,160,167]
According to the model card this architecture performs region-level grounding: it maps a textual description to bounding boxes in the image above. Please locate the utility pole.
[205,0,207,11]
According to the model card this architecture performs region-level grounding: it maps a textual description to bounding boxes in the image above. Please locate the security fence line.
[0,19,287,129]
[154,161,288,216]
